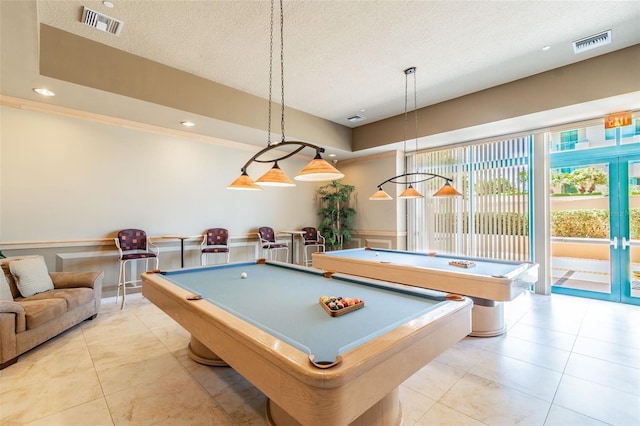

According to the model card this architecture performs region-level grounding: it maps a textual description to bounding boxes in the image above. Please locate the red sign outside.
[604,112,632,129]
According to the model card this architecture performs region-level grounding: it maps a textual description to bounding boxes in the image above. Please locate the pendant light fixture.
[399,67,424,199]
[369,67,461,200]
[227,0,343,190]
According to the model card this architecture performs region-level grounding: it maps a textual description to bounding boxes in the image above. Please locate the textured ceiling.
[1,1,640,160]
[36,0,640,126]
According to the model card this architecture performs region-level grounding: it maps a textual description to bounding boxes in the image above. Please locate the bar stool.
[257,227,289,261]
[301,227,325,267]
[115,229,158,309]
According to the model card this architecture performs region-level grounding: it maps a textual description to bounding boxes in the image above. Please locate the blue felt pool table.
[313,247,539,337]
[141,260,472,426]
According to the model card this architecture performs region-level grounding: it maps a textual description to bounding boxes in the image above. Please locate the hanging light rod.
[227,0,343,190]
[369,172,462,200]
[227,141,344,190]
[369,66,460,201]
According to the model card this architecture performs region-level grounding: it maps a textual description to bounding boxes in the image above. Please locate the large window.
[547,120,640,153]
[408,136,532,262]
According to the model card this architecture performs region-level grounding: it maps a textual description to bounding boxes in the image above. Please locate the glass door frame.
[550,143,640,305]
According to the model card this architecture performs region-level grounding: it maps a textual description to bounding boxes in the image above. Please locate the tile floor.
[1,291,639,425]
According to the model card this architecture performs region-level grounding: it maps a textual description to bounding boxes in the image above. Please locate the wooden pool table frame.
[142,263,472,426]
[313,248,539,337]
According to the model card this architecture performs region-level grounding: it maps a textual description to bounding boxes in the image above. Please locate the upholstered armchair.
[201,228,231,265]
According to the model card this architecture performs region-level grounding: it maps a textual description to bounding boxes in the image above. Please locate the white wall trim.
[351,229,406,237]
[0,234,260,251]
[365,239,393,249]
[349,238,364,248]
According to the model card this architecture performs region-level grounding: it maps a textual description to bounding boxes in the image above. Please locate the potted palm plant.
[317,181,356,251]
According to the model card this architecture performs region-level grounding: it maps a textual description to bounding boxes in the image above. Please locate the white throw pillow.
[0,271,13,301]
[9,256,53,297]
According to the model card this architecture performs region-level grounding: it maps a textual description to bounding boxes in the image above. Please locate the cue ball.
[240,272,247,279]
[375,252,379,256]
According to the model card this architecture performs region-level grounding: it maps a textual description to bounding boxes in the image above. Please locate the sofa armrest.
[49,271,104,290]
[0,301,26,333]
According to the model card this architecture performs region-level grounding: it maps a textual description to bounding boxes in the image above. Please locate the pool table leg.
[188,336,229,367]
[469,298,506,337]
[265,387,402,426]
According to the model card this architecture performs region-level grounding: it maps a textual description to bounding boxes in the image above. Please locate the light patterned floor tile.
[20,326,87,359]
[572,335,640,368]
[185,362,248,398]
[544,404,609,426]
[0,369,103,425]
[147,322,191,352]
[23,398,113,426]
[487,335,571,372]
[96,350,186,396]
[416,402,486,426]
[157,402,238,426]
[81,309,151,346]
[398,385,437,426]
[439,373,551,426]
[554,374,640,425]
[402,360,466,401]
[469,352,563,401]
[564,352,640,396]
[105,365,220,426]
[87,331,169,372]
[507,322,577,351]
[211,375,268,425]
[578,317,640,350]
[1,292,637,426]
[517,308,585,335]
[433,341,491,372]
[133,302,180,328]
[0,334,94,391]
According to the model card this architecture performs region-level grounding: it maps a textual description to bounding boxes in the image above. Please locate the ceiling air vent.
[81,6,123,36]
[572,30,611,54]
[347,115,366,123]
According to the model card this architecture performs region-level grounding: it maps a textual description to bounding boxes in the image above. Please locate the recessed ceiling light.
[181,121,195,127]
[33,88,55,96]
[542,45,551,51]
[103,1,114,8]
[328,154,336,157]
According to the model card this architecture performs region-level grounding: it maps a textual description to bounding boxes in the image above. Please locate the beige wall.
[335,152,407,249]
[353,44,640,150]
[1,105,323,241]
[1,104,340,293]
[38,24,353,153]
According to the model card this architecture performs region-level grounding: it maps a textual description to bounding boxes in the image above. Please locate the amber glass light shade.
[227,172,262,190]
[256,162,295,187]
[369,188,393,200]
[432,182,462,197]
[398,185,424,199]
[295,154,344,182]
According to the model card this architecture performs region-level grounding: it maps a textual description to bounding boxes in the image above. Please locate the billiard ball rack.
[319,297,365,317]
[448,260,476,268]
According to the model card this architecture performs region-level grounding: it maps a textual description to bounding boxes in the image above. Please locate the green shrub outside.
[551,192,603,197]
[551,209,609,238]
[551,208,640,238]
[433,212,530,236]
[432,208,640,238]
